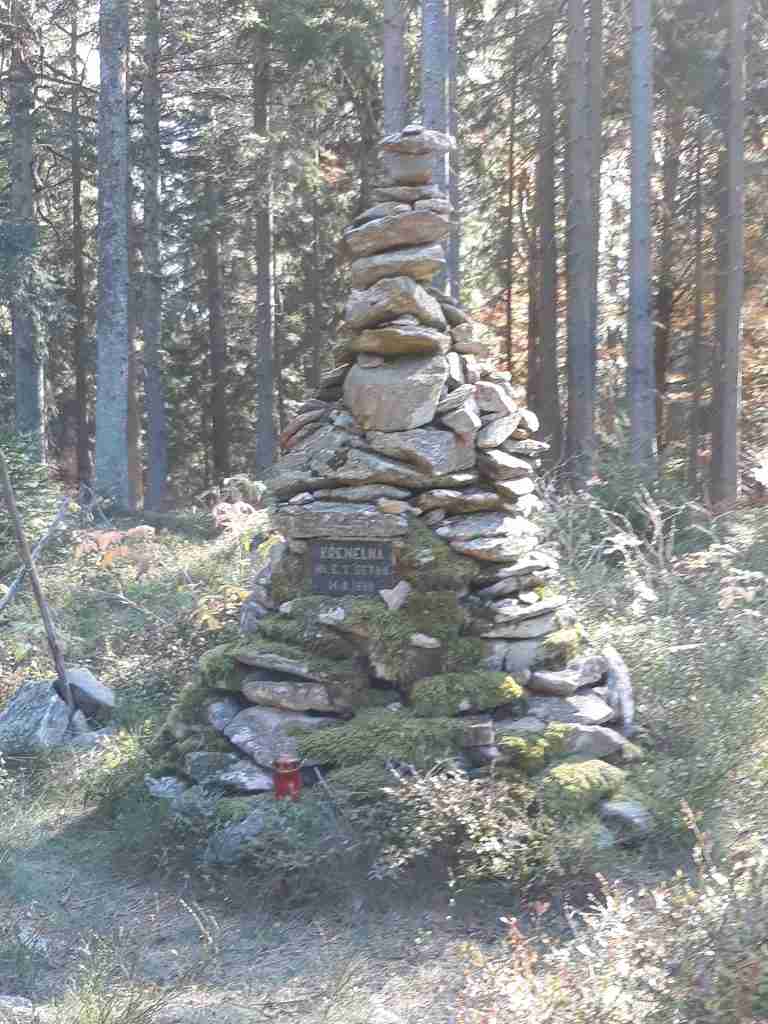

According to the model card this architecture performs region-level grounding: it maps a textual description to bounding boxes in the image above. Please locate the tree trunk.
[687,125,704,496]
[205,174,230,482]
[95,0,131,508]
[422,0,448,193]
[126,148,142,510]
[711,0,745,504]
[9,4,45,459]
[565,0,594,486]
[70,12,90,483]
[504,0,521,373]
[588,0,602,393]
[653,102,681,456]
[536,13,562,467]
[628,0,656,471]
[142,0,167,510]
[382,0,408,134]
[709,148,727,494]
[447,0,460,299]
[253,12,277,474]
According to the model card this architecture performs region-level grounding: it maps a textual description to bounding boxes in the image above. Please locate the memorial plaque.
[310,540,396,596]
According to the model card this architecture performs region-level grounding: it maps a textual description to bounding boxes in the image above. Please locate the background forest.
[0,0,764,506]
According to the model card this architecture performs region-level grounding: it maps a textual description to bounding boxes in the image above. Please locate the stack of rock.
[150,125,648,865]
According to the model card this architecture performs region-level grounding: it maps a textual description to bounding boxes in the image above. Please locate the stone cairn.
[151,126,649,865]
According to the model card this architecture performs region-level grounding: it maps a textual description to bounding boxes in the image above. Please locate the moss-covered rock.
[537,624,587,668]
[411,672,527,718]
[396,522,483,592]
[537,757,626,816]
[214,796,263,824]
[499,723,572,774]
[199,643,249,691]
[326,760,402,801]
[295,708,462,770]
[269,549,312,606]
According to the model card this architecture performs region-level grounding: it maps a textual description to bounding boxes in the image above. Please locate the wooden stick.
[0,494,71,615]
[0,449,75,712]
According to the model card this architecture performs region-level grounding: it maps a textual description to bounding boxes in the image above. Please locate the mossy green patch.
[537,624,587,668]
[215,797,261,824]
[411,672,527,718]
[396,522,483,592]
[295,709,462,770]
[326,760,401,801]
[270,549,312,605]
[231,639,369,707]
[537,757,625,816]
[499,724,572,774]
[199,642,248,691]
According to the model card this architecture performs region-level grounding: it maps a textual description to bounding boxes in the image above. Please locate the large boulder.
[204,809,266,866]
[275,502,409,540]
[0,682,71,755]
[343,353,448,432]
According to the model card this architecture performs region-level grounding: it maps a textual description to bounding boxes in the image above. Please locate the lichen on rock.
[537,757,626,816]
[411,671,527,718]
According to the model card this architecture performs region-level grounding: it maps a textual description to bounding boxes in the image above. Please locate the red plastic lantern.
[273,756,302,800]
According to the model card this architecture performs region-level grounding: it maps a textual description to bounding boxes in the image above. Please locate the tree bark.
[382,0,408,134]
[447,0,460,299]
[588,0,602,393]
[95,0,131,508]
[421,0,448,193]
[504,0,521,373]
[9,2,45,459]
[565,0,594,486]
[653,102,681,456]
[536,13,562,467]
[142,0,167,510]
[628,0,656,471]
[253,10,277,474]
[205,173,230,482]
[70,12,90,483]
[687,125,704,496]
[711,0,745,504]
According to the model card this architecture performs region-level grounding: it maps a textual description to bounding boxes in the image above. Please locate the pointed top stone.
[380,125,455,156]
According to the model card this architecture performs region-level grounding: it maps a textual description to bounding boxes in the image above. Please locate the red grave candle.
[273,756,302,800]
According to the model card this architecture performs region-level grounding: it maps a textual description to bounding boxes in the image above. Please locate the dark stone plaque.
[309,540,396,596]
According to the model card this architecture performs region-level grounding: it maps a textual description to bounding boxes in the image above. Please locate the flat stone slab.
[475,380,517,415]
[343,211,450,259]
[242,678,348,713]
[350,243,447,289]
[214,762,274,793]
[223,706,335,768]
[352,201,411,225]
[183,751,240,783]
[527,670,581,697]
[477,414,521,449]
[344,276,446,331]
[367,428,475,476]
[490,595,567,624]
[324,484,412,502]
[450,533,538,562]
[373,184,444,203]
[233,650,326,681]
[349,323,451,356]
[526,693,616,726]
[276,501,408,540]
[416,489,500,513]
[494,714,546,738]
[478,450,535,481]
[496,477,536,499]
[599,799,652,836]
[482,612,558,640]
[563,724,629,758]
[436,383,476,414]
[311,447,433,489]
[437,512,534,543]
[441,398,482,436]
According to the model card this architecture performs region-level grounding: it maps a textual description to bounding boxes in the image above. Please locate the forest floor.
[2,487,768,1022]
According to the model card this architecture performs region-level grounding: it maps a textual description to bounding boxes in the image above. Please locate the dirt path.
[1,796,495,1024]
